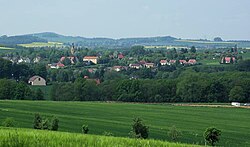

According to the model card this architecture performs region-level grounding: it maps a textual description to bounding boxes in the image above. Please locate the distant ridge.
[1,32,249,48]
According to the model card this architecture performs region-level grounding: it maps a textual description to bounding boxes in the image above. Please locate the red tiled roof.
[84,56,98,59]
[160,60,167,63]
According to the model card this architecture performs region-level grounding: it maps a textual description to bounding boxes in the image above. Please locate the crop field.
[18,42,63,48]
[0,101,249,146]
[0,46,15,50]
[0,127,197,147]
[176,40,236,44]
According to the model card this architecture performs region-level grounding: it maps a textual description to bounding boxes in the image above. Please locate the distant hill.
[2,32,250,48]
[29,32,177,47]
[0,35,47,45]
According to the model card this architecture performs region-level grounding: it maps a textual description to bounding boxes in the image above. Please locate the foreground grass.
[0,100,249,146]
[0,127,198,147]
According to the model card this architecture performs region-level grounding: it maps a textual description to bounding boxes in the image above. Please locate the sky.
[0,0,250,40]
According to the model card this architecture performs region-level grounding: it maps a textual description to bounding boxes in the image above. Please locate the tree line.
[50,70,250,103]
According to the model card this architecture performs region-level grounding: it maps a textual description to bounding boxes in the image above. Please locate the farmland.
[0,46,15,50]
[18,42,63,48]
[0,127,198,147]
[0,100,249,146]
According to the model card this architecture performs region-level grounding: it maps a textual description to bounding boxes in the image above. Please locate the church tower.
[71,43,75,55]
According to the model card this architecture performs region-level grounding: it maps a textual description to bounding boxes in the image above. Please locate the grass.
[18,42,63,48]
[0,127,198,147]
[0,100,249,146]
[0,46,15,50]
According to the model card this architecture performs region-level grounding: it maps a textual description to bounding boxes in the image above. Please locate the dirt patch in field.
[174,104,250,109]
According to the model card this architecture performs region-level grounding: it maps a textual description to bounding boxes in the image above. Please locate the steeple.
[71,43,75,55]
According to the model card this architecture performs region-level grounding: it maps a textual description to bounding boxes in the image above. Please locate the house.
[18,57,31,64]
[231,102,240,107]
[60,56,75,64]
[84,76,101,85]
[160,60,167,66]
[83,56,98,64]
[188,59,197,65]
[113,66,124,72]
[179,60,187,65]
[28,76,46,86]
[118,54,124,59]
[221,57,236,64]
[33,57,41,63]
[145,63,154,68]
[168,60,176,65]
[49,63,65,69]
[129,64,141,69]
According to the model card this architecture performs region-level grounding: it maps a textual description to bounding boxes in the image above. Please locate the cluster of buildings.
[160,59,197,66]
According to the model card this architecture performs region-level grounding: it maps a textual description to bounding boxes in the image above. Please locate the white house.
[28,76,46,86]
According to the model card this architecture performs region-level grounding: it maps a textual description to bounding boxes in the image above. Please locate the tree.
[62,58,72,66]
[35,88,44,100]
[33,113,42,129]
[204,127,221,146]
[168,125,182,141]
[42,118,50,130]
[214,37,223,42]
[2,117,16,127]
[190,46,196,53]
[51,117,59,131]
[131,118,149,139]
[82,125,89,134]
[229,86,245,102]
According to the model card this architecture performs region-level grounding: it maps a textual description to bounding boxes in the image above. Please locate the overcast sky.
[0,0,250,40]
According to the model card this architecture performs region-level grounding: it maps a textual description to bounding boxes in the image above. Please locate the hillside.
[0,127,198,147]
[0,35,47,45]
[2,32,250,48]
[0,100,249,146]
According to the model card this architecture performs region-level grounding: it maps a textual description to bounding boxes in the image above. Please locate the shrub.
[51,117,59,131]
[82,125,89,134]
[33,113,42,129]
[131,118,149,139]
[167,125,182,141]
[204,127,222,146]
[2,117,15,127]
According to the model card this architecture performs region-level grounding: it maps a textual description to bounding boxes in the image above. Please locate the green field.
[176,40,236,44]
[0,46,15,50]
[0,101,249,146]
[18,42,63,48]
[0,127,197,147]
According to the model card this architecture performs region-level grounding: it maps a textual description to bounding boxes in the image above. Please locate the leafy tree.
[190,46,196,53]
[62,57,72,66]
[204,127,221,146]
[51,117,59,131]
[2,117,16,127]
[33,113,42,129]
[42,118,50,130]
[131,118,149,139]
[168,125,182,141]
[82,125,89,134]
[229,86,245,102]
[214,37,223,42]
[35,88,44,100]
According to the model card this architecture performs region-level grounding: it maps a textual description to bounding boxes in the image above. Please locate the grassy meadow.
[0,127,198,147]
[18,42,63,48]
[0,100,249,146]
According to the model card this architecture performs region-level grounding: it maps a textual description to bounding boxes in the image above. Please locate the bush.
[102,131,114,136]
[33,113,42,129]
[82,125,89,134]
[2,117,15,127]
[167,125,182,141]
[51,117,59,131]
[131,118,149,139]
[204,127,222,146]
